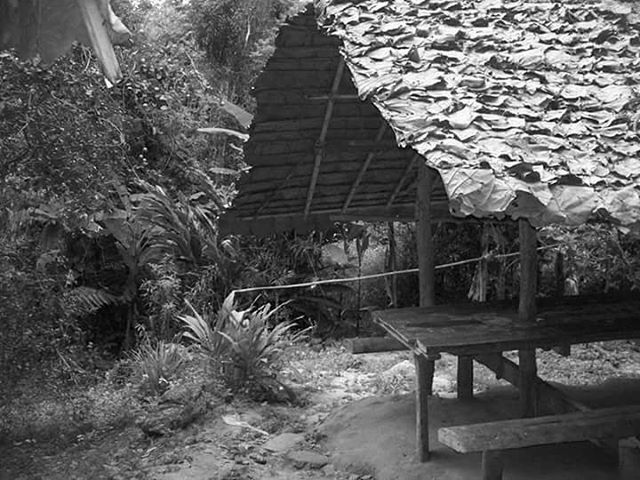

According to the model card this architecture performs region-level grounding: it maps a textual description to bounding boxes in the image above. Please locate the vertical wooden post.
[388,222,398,307]
[457,355,474,400]
[518,219,538,418]
[619,438,640,480]
[554,250,565,297]
[415,161,436,462]
[416,162,435,307]
[482,451,504,480]
[415,354,431,462]
[553,251,571,356]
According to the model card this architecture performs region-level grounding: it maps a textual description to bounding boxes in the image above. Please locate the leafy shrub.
[180,298,231,370]
[179,293,304,398]
[219,300,299,385]
[131,340,186,395]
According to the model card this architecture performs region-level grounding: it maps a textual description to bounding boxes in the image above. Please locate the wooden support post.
[457,355,474,400]
[619,438,640,479]
[482,451,504,480]
[415,162,436,463]
[416,162,436,307]
[554,250,565,297]
[518,219,538,418]
[415,354,431,462]
[415,163,437,398]
[388,222,398,307]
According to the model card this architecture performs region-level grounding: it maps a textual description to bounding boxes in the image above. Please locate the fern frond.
[63,286,121,317]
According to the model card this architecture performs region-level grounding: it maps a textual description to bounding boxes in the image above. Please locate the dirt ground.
[3,340,640,480]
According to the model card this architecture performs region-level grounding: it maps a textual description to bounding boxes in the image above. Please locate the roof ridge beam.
[306,93,360,101]
[304,57,346,218]
[341,123,387,213]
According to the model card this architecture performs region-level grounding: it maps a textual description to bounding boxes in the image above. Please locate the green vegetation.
[2,0,640,459]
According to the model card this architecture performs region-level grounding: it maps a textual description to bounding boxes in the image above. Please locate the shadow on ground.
[321,379,640,480]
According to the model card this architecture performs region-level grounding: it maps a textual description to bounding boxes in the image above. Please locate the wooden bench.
[438,405,640,480]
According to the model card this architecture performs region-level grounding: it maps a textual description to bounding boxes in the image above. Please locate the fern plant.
[62,286,122,317]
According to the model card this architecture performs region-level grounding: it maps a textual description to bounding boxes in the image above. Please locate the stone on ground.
[286,450,329,469]
[262,432,305,453]
[136,384,206,436]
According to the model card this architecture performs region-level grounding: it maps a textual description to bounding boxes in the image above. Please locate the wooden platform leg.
[457,355,474,400]
[518,219,538,418]
[482,451,504,480]
[415,354,431,462]
[519,349,537,417]
[619,438,640,479]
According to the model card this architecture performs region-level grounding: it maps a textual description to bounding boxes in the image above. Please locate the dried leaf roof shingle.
[320,0,640,228]
[223,1,640,235]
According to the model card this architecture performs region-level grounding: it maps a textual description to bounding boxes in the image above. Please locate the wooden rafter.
[386,153,420,208]
[341,123,387,213]
[307,93,360,101]
[304,57,346,218]
[252,161,305,217]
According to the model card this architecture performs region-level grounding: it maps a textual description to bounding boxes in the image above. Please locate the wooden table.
[372,296,640,461]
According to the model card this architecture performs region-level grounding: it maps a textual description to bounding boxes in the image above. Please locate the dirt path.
[3,340,640,479]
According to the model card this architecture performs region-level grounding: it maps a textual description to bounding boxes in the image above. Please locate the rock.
[249,452,267,464]
[263,432,305,453]
[322,463,337,476]
[136,384,206,436]
[286,450,329,469]
[382,360,415,377]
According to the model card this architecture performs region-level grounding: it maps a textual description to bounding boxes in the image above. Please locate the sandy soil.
[3,340,640,479]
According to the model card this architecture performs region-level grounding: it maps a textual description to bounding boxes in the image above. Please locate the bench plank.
[438,405,640,453]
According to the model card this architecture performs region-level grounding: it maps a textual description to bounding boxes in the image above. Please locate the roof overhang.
[222,1,640,235]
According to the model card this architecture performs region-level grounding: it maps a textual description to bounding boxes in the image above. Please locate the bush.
[179,293,304,399]
[131,340,186,396]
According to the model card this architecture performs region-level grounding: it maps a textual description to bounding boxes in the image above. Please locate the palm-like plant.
[219,299,298,384]
[131,340,185,395]
[135,181,222,268]
[179,293,305,389]
[179,298,230,371]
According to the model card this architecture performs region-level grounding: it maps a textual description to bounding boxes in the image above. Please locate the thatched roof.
[222,0,640,235]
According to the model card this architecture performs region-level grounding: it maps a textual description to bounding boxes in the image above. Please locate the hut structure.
[222,0,640,236]
[222,0,640,475]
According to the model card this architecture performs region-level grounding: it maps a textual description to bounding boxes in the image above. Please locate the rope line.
[232,244,559,295]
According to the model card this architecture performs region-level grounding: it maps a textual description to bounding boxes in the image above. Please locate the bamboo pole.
[304,58,345,218]
[387,153,419,208]
[341,123,387,213]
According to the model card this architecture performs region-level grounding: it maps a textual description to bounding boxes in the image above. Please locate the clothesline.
[232,243,560,295]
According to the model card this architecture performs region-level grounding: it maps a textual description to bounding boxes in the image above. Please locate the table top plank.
[372,297,640,355]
